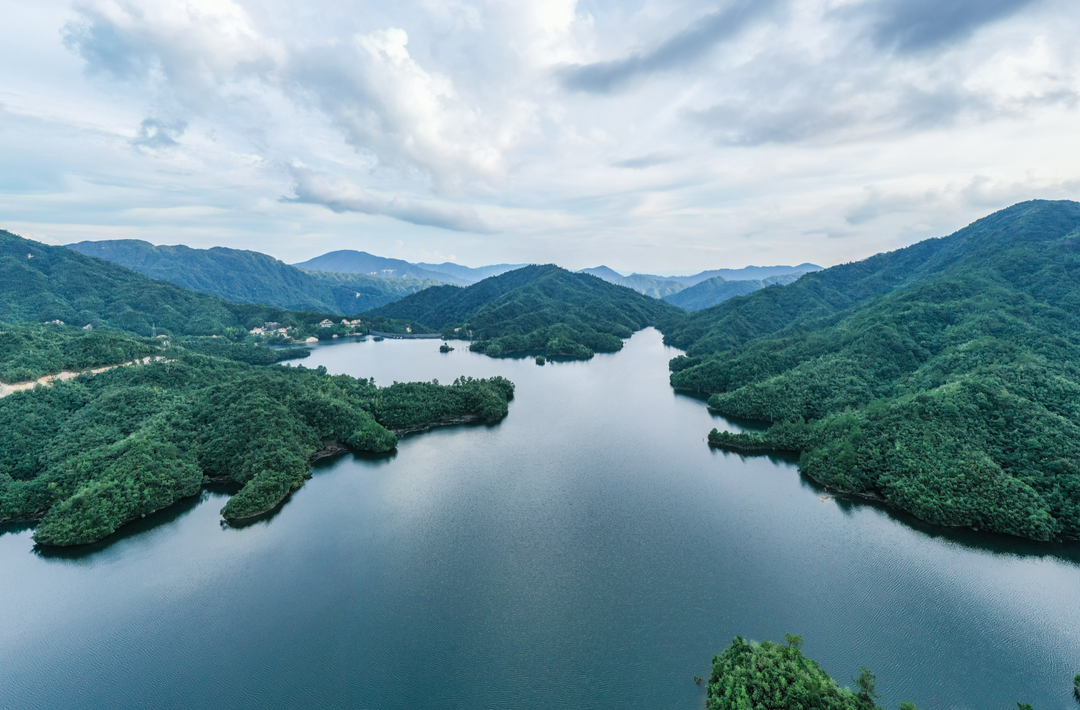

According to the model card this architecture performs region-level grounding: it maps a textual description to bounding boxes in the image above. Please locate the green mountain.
[415,261,529,284]
[1,230,345,336]
[662,273,806,311]
[367,264,681,359]
[66,240,443,314]
[0,230,516,546]
[292,249,468,284]
[577,266,688,298]
[663,200,1080,541]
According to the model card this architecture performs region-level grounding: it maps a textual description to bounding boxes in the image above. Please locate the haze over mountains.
[67,240,445,315]
[68,240,819,314]
[291,250,529,285]
[578,263,822,309]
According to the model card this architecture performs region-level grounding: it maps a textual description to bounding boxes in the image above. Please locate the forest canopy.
[664,200,1080,541]
[67,239,447,314]
[367,264,681,359]
[0,347,514,546]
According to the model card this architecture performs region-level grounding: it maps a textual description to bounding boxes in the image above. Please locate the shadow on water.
[224,447,399,530]
[720,444,1080,564]
[32,489,213,562]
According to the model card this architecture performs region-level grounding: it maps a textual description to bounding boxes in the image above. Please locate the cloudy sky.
[2,0,1078,272]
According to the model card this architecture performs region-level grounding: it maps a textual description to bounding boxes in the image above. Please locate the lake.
[1,328,1077,709]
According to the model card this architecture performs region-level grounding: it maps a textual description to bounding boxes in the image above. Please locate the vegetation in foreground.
[707,635,1052,710]
[368,264,681,359]
[0,347,513,546]
[666,200,1080,541]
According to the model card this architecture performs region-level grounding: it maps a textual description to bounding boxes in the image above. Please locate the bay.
[1,328,1077,709]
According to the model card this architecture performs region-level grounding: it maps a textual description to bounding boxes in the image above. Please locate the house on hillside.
[318,319,334,328]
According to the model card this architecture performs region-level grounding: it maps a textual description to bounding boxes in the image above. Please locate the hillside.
[368,265,681,359]
[578,266,687,298]
[292,249,467,283]
[0,346,513,546]
[1,230,344,337]
[67,240,443,314]
[663,200,1080,541]
[415,261,529,284]
[663,273,805,311]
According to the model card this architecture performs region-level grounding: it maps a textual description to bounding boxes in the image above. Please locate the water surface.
[1,329,1077,709]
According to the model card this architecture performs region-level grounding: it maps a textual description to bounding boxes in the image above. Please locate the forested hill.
[368,264,681,359]
[665,199,1080,541]
[1,230,338,336]
[67,239,444,314]
[292,249,468,283]
[662,272,805,311]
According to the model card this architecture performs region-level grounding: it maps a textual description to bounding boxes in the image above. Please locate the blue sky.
[1,0,1078,272]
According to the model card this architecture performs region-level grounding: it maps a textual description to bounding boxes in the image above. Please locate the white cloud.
[1,0,1079,271]
[286,165,495,233]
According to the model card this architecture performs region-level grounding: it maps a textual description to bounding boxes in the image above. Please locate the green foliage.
[0,351,514,545]
[663,273,805,311]
[683,200,1080,540]
[707,637,877,710]
[67,239,446,314]
[370,265,680,360]
[0,322,160,382]
[174,336,308,365]
[1,230,340,337]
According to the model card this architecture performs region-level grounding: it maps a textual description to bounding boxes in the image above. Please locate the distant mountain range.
[66,240,824,314]
[291,250,529,285]
[578,263,821,310]
[66,240,445,314]
[662,273,805,311]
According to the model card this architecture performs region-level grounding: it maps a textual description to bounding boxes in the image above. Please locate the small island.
[535,355,545,365]
[440,343,454,353]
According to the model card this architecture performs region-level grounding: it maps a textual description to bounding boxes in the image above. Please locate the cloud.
[285,166,495,233]
[611,153,675,170]
[286,28,509,192]
[862,0,1043,54]
[845,174,1080,225]
[133,118,188,148]
[557,0,783,93]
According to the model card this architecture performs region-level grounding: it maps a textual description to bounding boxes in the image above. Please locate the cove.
[0,328,1077,709]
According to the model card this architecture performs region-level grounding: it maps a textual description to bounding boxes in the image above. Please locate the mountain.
[2,230,338,336]
[662,200,1080,541]
[662,273,806,311]
[292,250,468,284]
[577,266,687,298]
[0,230,516,546]
[67,240,446,314]
[670,263,822,287]
[415,261,529,284]
[367,265,681,359]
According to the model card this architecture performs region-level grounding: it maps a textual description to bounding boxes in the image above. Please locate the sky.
[1,0,1078,273]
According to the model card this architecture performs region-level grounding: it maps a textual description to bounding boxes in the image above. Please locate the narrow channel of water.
[1,329,1077,709]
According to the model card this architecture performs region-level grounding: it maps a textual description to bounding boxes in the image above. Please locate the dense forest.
[663,272,806,311]
[367,264,681,359]
[2,230,343,337]
[0,346,514,546]
[67,239,445,314]
[0,231,516,546]
[706,636,921,710]
[663,200,1080,541]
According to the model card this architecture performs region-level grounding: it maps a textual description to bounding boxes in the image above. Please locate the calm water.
[1,329,1078,710]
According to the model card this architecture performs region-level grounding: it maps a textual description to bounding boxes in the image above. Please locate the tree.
[853,667,880,706]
